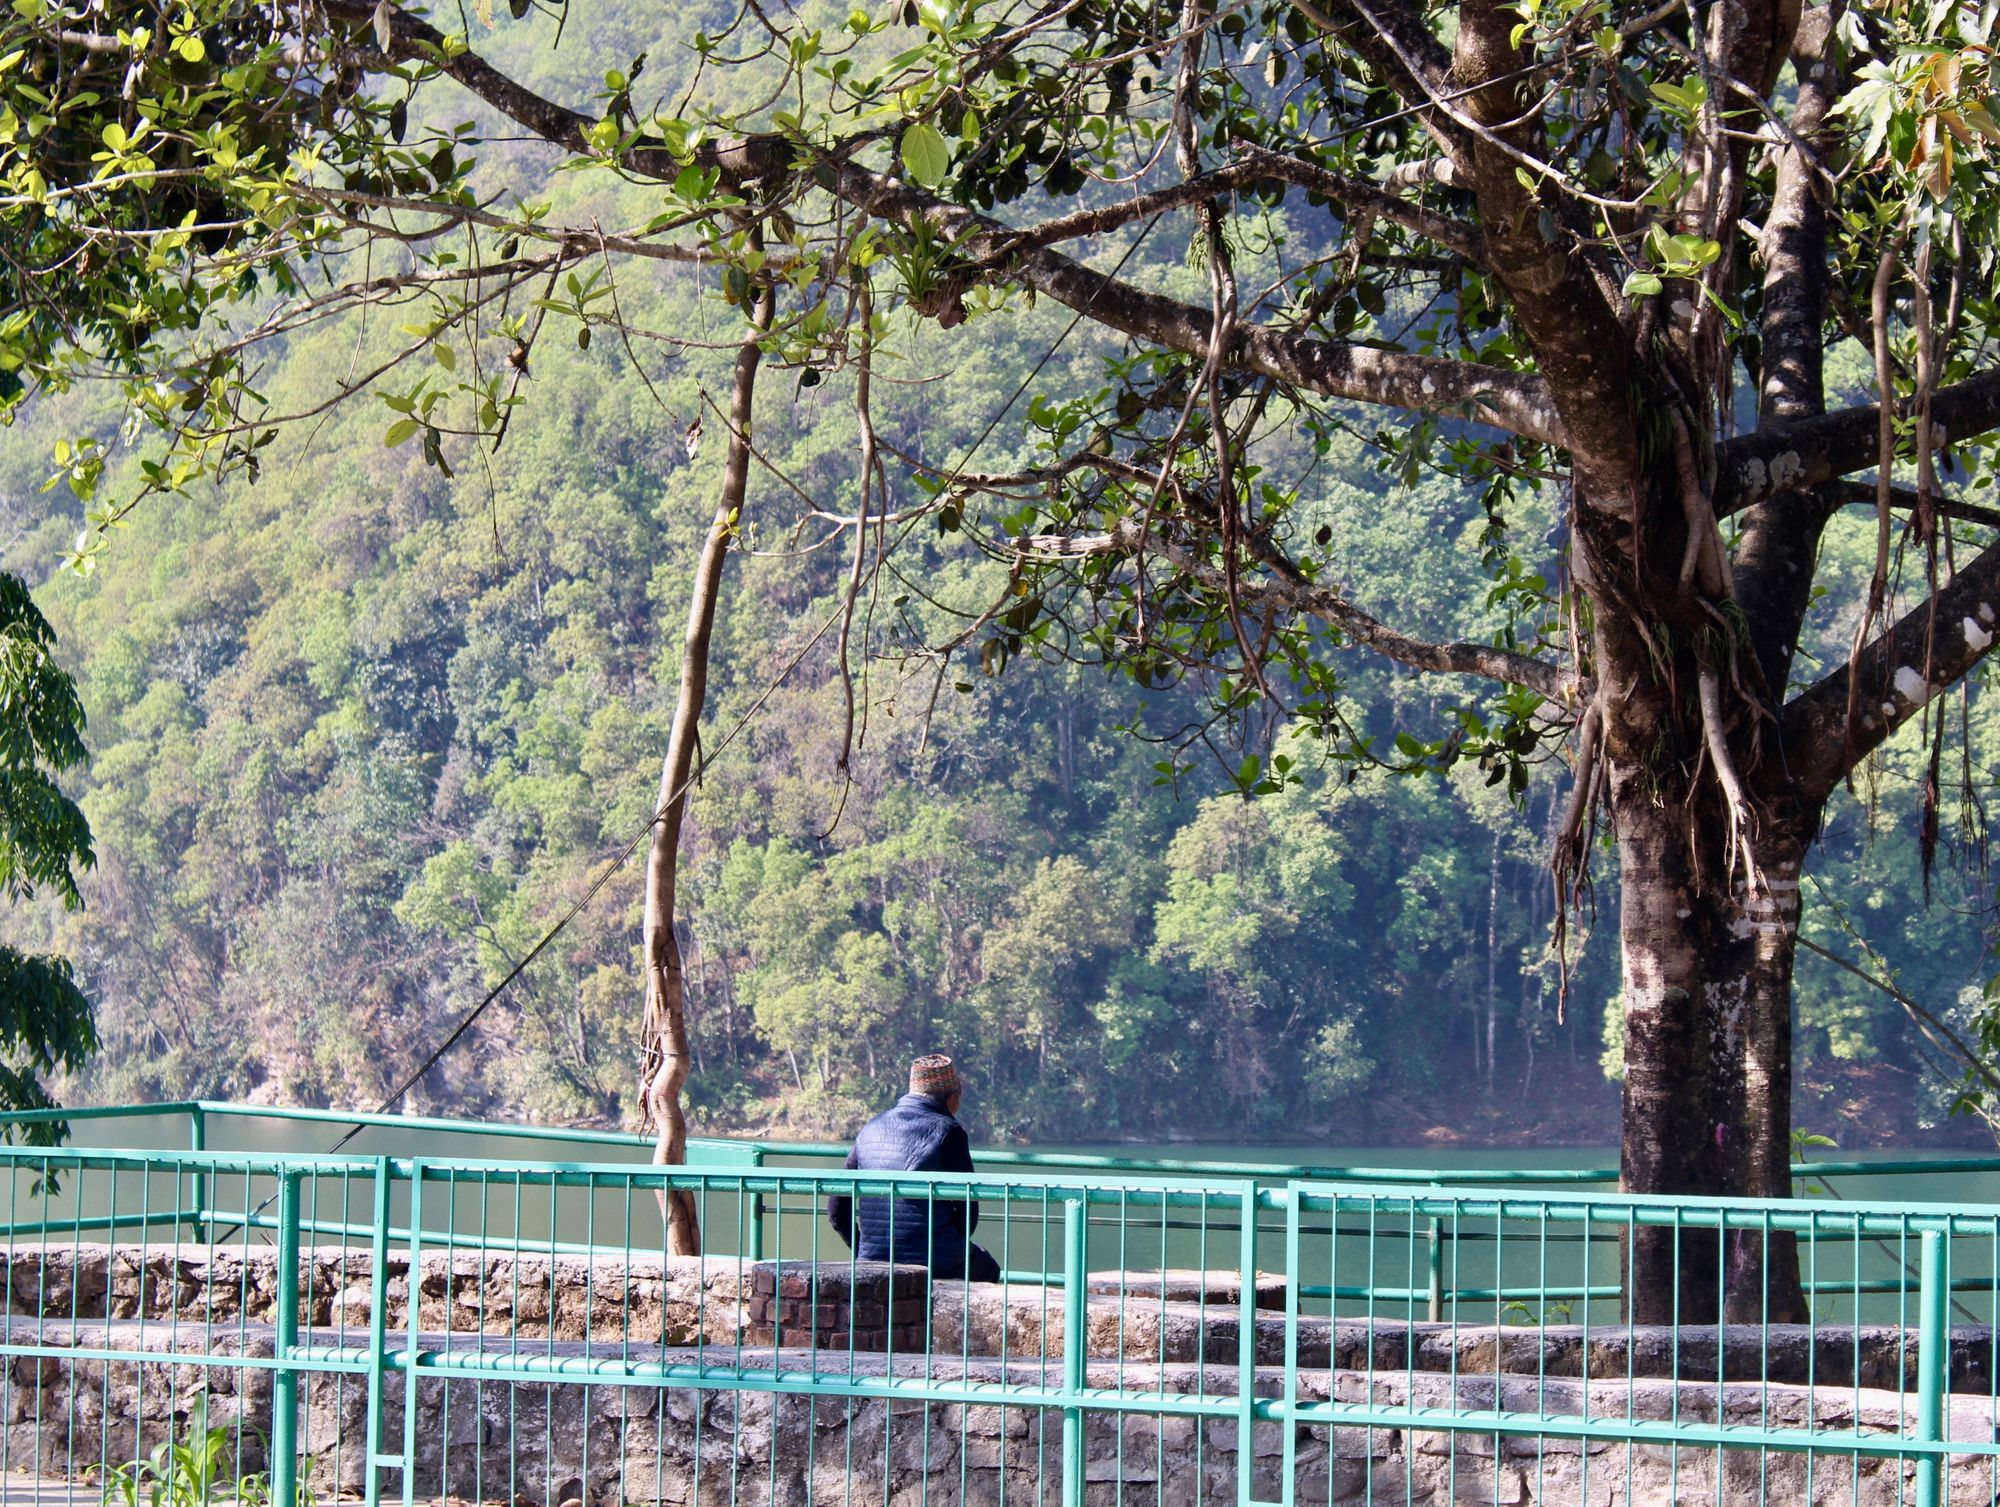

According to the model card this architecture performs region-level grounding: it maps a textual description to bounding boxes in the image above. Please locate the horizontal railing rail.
[2,1112,2000,1505]
[24,1095,2000,1187]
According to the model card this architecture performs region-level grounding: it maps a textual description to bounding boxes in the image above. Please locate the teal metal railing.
[28,1098,2000,1314]
[0,1108,1993,1504]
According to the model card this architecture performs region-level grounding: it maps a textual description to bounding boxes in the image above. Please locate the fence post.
[269,1168,303,1507]
[401,1164,426,1507]
[1239,1186,1260,1507]
[1279,1187,1301,1507]
[1062,1195,1088,1507]
[1916,1228,1949,1507]
[364,1157,394,1507]
[748,1147,766,1262]
[187,1105,207,1245]
[1426,1217,1444,1323]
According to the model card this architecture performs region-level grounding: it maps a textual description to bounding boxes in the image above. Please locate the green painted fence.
[0,1104,1993,1505]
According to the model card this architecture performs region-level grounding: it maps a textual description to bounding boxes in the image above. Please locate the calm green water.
[49,1107,2000,1198]
[19,1109,2000,1329]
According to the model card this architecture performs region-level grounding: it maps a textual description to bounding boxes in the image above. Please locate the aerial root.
[1669,409,1732,601]
[1698,667,1764,898]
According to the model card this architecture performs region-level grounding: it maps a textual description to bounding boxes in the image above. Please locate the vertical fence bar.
[1238,1187,1259,1507]
[1062,1195,1088,1507]
[1279,1187,1301,1507]
[1426,1217,1444,1323]
[402,1164,425,1507]
[365,1156,394,1507]
[270,1168,302,1507]
[1916,1228,1949,1507]
[187,1105,207,1244]
[749,1147,766,1262]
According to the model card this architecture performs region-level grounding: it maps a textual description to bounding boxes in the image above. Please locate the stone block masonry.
[0,1247,1995,1504]
[741,1261,931,1352]
[16,1244,1991,1391]
[0,1323,1994,1506]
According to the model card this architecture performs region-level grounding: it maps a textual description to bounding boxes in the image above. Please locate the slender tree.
[9,0,2000,1317]
[640,269,772,1255]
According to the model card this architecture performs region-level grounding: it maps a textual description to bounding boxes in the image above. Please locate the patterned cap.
[909,1054,961,1099]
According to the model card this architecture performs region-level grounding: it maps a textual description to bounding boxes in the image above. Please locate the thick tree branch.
[1783,533,2000,802]
[1828,479,2000,532]
[1731,5,1836,700]
[1717,369,2000,518]
[1002,148,1482,263]
[813,158,1561,442]
[1016,523,1569,698]
[1451,0,1637,499]
[1751,8,1834,431]
[1287,0,1467,161]
[331,1,1558,443]
[1232,144,1484,262]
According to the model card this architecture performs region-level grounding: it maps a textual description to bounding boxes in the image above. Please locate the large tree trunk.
[1603,8,1840,1328]
[639,272,773,1257]
[1615,770,1815,1324]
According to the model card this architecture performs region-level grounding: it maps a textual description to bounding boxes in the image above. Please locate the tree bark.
[1485,830,1501,1087]
[1613,762,1814,1323]
[639,270,773,1256]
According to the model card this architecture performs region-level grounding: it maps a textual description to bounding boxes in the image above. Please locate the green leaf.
[384,417,420,447]
[1622,271,1663,297]
[900,122,951,187]
[1962,103,2000,143]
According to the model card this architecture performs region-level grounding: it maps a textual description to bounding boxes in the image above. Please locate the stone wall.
[2,1322,1994,1506]
[10,1244,1990,1388]
[0,1246,1994,1505]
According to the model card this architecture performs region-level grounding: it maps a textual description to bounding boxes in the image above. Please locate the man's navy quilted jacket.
[827,1093,981,1274]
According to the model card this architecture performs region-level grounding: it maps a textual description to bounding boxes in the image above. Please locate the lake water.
[10,1108,1993,1328]
[56,1107,2000,1197]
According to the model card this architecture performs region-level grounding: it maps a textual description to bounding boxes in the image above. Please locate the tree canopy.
[0,572,95,1139]
[10,0,2000,1315]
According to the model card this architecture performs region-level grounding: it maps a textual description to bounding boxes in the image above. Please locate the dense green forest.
[1,0,1992,1147]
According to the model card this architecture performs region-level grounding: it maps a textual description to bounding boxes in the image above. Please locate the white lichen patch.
[1708,977,1749,1054]
[1981,602,1996,625]
[1893,665,1929,704]
[1967,616,1994,653]
[1768,450,1803,490]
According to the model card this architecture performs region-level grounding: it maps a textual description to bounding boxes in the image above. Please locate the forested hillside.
[0,0,1990,1147]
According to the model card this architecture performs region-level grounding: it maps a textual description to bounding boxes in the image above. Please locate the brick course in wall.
[741,1261,930,1351]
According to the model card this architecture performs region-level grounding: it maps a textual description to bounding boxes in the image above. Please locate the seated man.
[826,1054,1001,1282]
